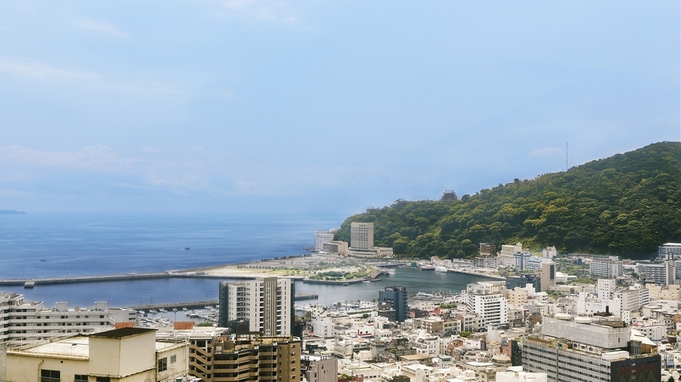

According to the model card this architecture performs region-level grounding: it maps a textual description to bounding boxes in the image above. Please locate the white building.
[497,366,547,382]
[6,327,189,382]
[464,282,508,328]
[590,257,623,278]
[0,292,136,346]
[541,247,557,260]
[218,277,293,336]
[315,229,337,252]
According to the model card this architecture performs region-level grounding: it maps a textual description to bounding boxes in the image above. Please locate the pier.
[0,272,298,288]
[131,294,318,311]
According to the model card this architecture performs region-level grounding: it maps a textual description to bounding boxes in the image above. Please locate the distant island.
[0,210,27,215]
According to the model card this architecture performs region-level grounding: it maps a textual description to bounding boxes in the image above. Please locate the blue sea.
[0,213,486,308]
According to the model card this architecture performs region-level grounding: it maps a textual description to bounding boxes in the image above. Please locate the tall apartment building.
[189,333,300,382]
[464,282,508,328]
[218,277,293,336]
[0,292,136,346]
[636,260,676,285]
[378,286,408,322]
[589,257,623,278]
[350,222,374,250]
[539,262,555,292]
[522,315,660,382]
[314,229,337,252]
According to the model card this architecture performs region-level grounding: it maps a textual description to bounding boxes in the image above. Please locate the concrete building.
[188,333,300,382]
[218,277,293,336]
[589,257,623,278]
[378,286,408,322]
[505,274,540,292]
[637,260,676,285]
[322,241,348,256]
[350,222,374,250]
[301,354,337,382]
[522,315,661,382]
[646,284,681,300]
[347,222,394,258]
[539,262,555,292]
[464,282,508,328]
[497,366,547,382]
[541,247,557,260]
[657,242,681,260]
[5,327,189,382]
[0,292,136,346]
[314,229,337,252]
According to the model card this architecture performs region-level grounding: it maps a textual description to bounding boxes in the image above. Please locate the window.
[158,357,168,372]
[170,355,177,364]
[74,375,88,382]
[41,369,60,382]
[95,378,110,382]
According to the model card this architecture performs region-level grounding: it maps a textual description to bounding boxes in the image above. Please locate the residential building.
[464,282,508,328]
[542,247,557,260]
[301,354,337,382]
[646,284,681,300]
[539,262,555,292]
[218,277,293,336]
[505,274,540,292]
[188,333,300,382]
[589,257,623,278]
[0,292,136,346]
[378,286,408,323]
[657,243,681,261]
[6,327,189,382]
[637,260,676,285]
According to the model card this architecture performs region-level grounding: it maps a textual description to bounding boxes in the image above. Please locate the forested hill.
[335,142,681,260]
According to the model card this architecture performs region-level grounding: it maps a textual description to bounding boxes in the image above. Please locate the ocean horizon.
[0,212,487,307]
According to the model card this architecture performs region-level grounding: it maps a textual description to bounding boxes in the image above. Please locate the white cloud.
[75,18,129,38]
[219,0,299,23]
[0,145,134,170]
[530,146,563,157]
[142,146,161,154]
[0,57,182,96]
[0,58,100,80]
[191,146,206,152]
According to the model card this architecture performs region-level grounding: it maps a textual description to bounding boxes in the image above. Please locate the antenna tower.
[565,142,568,171]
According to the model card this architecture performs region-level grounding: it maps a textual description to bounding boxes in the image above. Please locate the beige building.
[646,284,681,300]
[5,328,189,382]
[507,287,529,307]
[188,333,300,382]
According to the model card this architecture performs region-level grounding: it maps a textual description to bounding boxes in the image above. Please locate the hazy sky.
[0,1,679,215]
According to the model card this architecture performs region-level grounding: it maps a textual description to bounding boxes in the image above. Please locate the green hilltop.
[335,141,681,260]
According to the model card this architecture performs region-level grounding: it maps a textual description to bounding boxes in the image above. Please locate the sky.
[0,1,679,216]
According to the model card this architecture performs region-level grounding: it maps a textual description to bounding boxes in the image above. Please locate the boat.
[40,259,46,262]
[434,266,449,273]
[342,282,349,286]
[185,247,190,250]
[363,280,372,284]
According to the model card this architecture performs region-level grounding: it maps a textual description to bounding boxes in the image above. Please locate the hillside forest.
[334,142,681,260]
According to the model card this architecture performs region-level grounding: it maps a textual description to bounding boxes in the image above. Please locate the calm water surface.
[0,213,489,307]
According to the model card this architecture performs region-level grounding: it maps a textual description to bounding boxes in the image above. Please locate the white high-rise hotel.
[219,277,293,336]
